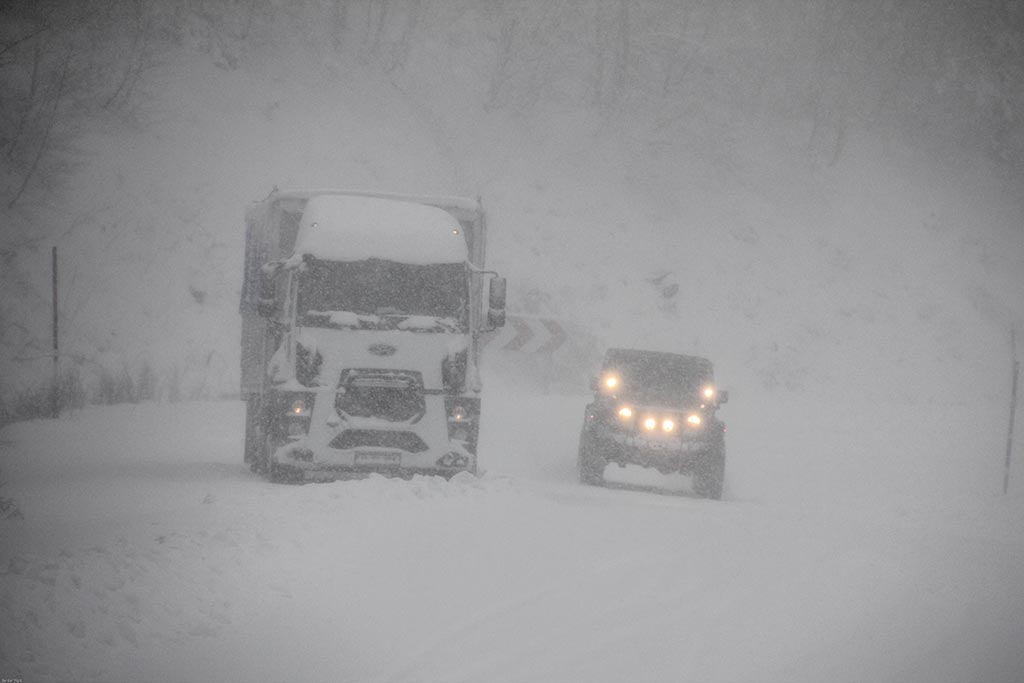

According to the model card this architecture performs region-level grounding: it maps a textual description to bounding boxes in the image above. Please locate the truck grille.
[329,429,429,453]
[336,369,425,422]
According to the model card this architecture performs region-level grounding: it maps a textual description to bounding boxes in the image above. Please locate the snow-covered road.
[2,393,1023,683]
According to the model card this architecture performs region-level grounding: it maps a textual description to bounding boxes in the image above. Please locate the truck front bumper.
[264,388,479,481]
[271,438,476,480]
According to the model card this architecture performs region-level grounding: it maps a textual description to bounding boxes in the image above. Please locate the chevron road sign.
[483,315,568,354]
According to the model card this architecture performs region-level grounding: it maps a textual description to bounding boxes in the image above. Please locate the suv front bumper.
[587,424,712,473]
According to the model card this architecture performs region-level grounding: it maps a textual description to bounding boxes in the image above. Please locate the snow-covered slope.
[23,42,1022,410]
[2,399,1023,683]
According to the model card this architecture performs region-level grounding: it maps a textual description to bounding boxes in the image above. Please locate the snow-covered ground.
[2,9,1023,682]
[2,383,1023,683]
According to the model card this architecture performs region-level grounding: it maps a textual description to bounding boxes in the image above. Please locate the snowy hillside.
[1,6,1021,408]
[57,59,1024,404]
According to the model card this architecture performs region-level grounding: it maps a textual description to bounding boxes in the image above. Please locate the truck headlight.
[686,413,702,428]
[702,385,716,401]
[662,418,675,432]
[643,416,658,431]
[617,405,633,419]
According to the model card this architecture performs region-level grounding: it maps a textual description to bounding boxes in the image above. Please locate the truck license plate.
[354,450,402,466]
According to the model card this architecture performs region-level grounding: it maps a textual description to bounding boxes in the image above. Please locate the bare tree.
[485,7,519,109]
[7,47,70,209]
[101,1,159,113]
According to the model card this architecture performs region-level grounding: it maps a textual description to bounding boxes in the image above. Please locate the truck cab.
[240,190,505,482]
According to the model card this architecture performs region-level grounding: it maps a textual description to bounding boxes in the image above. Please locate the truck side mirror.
[487,276,506,329]
[718,390,729,405]
[257,262,281,318]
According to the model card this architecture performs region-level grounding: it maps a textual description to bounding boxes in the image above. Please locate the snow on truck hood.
[291,327,468,391]
[293,194,468,264]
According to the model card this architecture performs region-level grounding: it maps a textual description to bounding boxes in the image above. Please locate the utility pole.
[51,246,59,419]
[1005,325,1019,495]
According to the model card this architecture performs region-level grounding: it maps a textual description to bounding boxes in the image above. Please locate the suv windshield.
[602,349,713,406]
[296,258,467,331]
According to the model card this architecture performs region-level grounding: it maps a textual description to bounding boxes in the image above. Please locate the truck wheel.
[577,430,606,486]
[260,436,305,484]
[244,396,263,468]
[259,434,278,478]
[693,444,725,500]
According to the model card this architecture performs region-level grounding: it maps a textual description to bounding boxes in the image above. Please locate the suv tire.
[693,442,725,500]
[577,429,606,486]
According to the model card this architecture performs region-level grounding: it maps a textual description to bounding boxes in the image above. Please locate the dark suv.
[577,348,728,499]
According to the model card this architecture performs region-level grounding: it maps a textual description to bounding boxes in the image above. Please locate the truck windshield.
[296,258,468,331]
[603,350,712,406]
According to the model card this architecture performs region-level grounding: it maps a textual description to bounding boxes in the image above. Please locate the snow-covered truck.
[239,189,506,482]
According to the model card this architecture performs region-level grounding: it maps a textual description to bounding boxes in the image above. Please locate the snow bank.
[3,399,1022,683]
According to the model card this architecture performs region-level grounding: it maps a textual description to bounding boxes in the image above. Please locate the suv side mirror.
[487,276,506,329]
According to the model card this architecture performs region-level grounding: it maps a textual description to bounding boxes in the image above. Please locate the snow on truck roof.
[271,187,480,206]
[293,194,469,265]
[272,188,483,222]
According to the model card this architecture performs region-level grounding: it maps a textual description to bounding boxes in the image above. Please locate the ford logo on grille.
[368,343,397,356]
